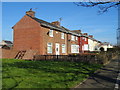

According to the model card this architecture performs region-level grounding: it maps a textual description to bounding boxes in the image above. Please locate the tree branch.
[74,1,120,13]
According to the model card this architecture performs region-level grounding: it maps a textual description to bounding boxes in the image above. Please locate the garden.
[2,59,102,88]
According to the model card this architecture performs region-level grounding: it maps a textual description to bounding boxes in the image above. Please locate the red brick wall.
[1,49,18,59]
[79,36,88,52]
[13,15,44,54]
[41,27,68,55]
[13,15,81,55]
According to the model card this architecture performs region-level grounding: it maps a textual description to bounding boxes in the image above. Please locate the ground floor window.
[62,44,66,53]
[47,43,52,53]
[84,44,89,51]
[71,44,79,53]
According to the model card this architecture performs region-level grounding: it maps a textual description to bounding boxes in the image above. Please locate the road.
[75,56,120,89]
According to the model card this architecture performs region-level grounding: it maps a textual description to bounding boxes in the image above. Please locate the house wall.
[108,44,113,48]
[93,40,99,51]
[78,36,82,52]
[1,49,18,59]
[88,38,94,51]
[96,42,101,51]
[41,26,68,55]
[67,34,79,54]
[13,15,80,55]
[13,15,43,55]
[100,45,108,51]
[79,36,89,52]
[99,44,113,51]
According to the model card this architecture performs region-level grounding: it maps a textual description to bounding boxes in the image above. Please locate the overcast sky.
[2,2,118,45]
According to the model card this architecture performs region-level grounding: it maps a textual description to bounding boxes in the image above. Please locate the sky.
[2,2,118,45]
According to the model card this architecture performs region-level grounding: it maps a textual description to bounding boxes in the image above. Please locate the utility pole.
[117,4,120,47]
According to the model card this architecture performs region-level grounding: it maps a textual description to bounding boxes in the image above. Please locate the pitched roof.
[71,30,81,34]
[2,40,13,44]
[27,15,68,33]
[27,15,83,36]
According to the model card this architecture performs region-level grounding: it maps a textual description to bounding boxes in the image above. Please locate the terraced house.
[12,9,80,55]
[12,9,113,56]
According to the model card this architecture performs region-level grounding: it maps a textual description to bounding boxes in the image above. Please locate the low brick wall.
[1,49,18,59]
[34,54,101,64]
[22,50,38,60]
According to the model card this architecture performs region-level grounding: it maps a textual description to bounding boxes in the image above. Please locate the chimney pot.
[89,35,93,38]
[83,33,88,35]
[26,9,35,17]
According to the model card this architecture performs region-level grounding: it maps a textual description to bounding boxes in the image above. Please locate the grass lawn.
[2,59,102,88]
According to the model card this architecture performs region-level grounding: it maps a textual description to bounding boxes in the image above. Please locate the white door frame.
[55,43,60,55]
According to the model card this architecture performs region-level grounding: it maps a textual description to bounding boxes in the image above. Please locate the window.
[62,44,66,53]
[71,45,79,53]
[84,44,89,50]
[61,33,64,39]
[76,37,78,40]
[49,29,53,37]
[71,35,75,41]
[84,38,87,41]
[47,43,52,53]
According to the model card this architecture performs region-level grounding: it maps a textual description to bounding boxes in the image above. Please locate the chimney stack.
[89,35,93,38]
[51,21,60,26]
[26,8,35,17]
[71,30,81,34]
[83,33,88,36]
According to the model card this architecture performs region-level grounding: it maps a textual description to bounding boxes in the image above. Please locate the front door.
[55,43,60,55]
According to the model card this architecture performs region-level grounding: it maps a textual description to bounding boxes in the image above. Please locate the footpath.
[75,56,120,89]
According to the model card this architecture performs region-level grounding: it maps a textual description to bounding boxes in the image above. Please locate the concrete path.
[75,57,120,89]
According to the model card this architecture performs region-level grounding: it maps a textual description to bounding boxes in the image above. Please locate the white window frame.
[49,29,53,37]
[84,44,89,51]
[47,43,52,53]
[71,35,75,41]
[82,37,85,40]
[71,44,79,53]
[84,38,87,41]
[61,33,64,39]
[76,37,78,40]
[62,44,66,53]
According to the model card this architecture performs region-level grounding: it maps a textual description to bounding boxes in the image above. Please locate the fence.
[33,54,102,64]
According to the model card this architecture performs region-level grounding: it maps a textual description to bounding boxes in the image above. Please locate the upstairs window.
[49,29,53,37]
[47,43,52,53]
[61,33,65,39]
[82,37,84,40]
[71,35,75,41]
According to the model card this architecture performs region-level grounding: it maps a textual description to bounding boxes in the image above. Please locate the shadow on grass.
[3,61,99,75]
[2,60,102,88]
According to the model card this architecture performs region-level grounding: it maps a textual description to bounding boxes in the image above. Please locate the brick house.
[71,30,89,53]
[88,35,95,52]
[67,31,79,54]
[12,9,80,55]
[80,33,89,52]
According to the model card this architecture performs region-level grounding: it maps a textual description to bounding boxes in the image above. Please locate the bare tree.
[74,0,120,13]
[74,0,120,47]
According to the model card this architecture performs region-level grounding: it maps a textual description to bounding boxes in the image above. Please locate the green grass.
[2,59,102,88]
